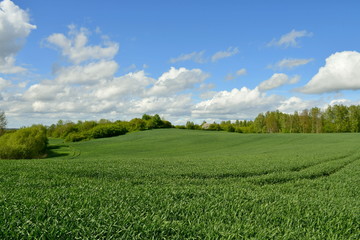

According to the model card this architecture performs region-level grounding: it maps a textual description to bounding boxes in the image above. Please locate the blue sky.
[1,0,360,127]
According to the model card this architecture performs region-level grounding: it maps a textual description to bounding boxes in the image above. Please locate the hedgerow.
[49,114,173,142]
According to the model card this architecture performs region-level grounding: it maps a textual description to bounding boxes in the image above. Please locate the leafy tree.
[142,114,152,121]
[299,109,311,133]
[349,105,360,132]
[0,111,7,136]
[254,113,266,133]
[310,107,322,133]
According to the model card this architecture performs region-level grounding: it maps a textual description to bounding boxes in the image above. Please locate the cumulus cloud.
[23,82,68,101]
[268,29,312,48]
[147,67,209,96]
[0,0,36,73]
[46,25,119,64]
[211,47,239,62]
[192,87,282,119]
[0,77,11,90]
[277,97,316,113]
[94,71,154,99]
[328,99,353,106]
[269,58,313,69]
[129,95,193,116]
[258,73,300,91]
[170,51,206,64]
[55,60,118,85]
[299,51,360,94]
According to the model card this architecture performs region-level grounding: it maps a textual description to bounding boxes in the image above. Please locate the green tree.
[0,111,6,136]
[310,107,323,133]
[265,111,279,133]
[333,105,350,132]
[299,109,311,133]
[349,105,360,132]
[254,113,266,133]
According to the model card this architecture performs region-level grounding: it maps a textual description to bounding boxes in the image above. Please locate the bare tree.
[0,111,7,135]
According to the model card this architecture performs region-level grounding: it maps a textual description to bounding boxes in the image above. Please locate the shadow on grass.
[46,144,70,158]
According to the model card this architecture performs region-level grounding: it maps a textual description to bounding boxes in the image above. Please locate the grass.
[0,129,359,239]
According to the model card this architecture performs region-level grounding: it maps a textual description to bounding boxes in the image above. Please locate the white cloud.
[211,47,239,62]
[46,25,119,64]
[299,51,360,94]
[268,29,312,48]
[199,91,217,100]
[23,82,68,101]
[328,99,353,106]
[258,73,300,91]
[147,67,209,96]
[0,77,11,90]
[94,70,154,99]
[170,51,206,64]
[129,95,193,116]
[55,60,118,85]
[192,87,282,119]
[0,56,26,74]
[14,66,208,124]
[269,58,313,69]
[277,97,315,113]
[0,0,36,73]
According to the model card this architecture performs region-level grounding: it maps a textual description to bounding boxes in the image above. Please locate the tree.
[0,111,7,136]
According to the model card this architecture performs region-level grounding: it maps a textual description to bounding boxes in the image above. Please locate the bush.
[0,125,48,159]
[86,124,128,139]
[65,132,88,142]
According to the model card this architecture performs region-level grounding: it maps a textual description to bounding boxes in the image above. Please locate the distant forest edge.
[183,105,360,134]
[1,105,360,159]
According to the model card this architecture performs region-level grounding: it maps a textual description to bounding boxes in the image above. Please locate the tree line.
[179,105,360,133]
[47,114,172,142]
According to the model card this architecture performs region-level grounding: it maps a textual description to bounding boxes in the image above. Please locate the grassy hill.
[1,129,359,239]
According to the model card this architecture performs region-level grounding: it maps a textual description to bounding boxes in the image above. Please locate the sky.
[1,0,360,127]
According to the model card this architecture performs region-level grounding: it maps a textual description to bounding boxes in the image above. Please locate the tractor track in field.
[288,150,358,172]
[179,150,360,186]
[252,155,360,186]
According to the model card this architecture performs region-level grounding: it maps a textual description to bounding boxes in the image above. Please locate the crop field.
[0,129,359,239]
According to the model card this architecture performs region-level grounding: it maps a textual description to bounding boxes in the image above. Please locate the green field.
[0,129,359,239]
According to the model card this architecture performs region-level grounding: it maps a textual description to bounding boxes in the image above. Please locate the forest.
[182,105,360,133]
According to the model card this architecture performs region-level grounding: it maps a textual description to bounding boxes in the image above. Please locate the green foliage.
[64,132,87,142]
[0,125,48,159]
[0,110,6,136]
[185,121,201,130]
[48,114,173,142]
[179,104,360,134]
[86,123,128,139]
[0,130,359,239]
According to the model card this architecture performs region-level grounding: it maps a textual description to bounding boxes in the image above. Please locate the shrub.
[0,125,48,159]
[65,132,88,142]
[86,124,128,139]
